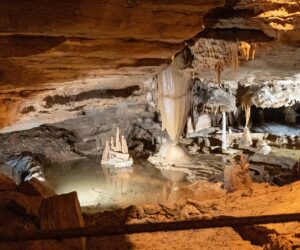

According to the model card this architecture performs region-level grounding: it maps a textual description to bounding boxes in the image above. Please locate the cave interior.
[0,0,299,249]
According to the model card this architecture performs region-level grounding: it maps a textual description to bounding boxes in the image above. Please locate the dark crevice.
[118,58,170,68]
[20,105,36,114]
[205,8,256,23]
[196,28,274,42]
[0,35,66,58]
[43,85,140,108]
[233,225,277,246]
[186,0,273,44]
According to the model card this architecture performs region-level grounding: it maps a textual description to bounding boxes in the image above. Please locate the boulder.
[0,173,16,191]
[142,204,162,215]
[250,154,297,169]
[224,156,252,193]
[16,178,56,198]
[8,193,42,219]
[39,191,85,250]
[127,205,145,219]
[180,204,201,219]
[256,140,272,155]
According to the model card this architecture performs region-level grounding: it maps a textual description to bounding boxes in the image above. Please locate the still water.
[45,156,224,212]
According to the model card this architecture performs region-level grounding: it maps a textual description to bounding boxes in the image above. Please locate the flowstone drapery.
[149,54,192,168]
[157,54,191,143]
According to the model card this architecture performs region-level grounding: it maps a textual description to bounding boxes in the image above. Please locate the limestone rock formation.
[0,125,78,163]
[149,143,191,167]
[0,1,299,249]
[101,127,133,168]
[224,155,252,193]
[0,0,224,130]
[205,0,300,42]
[256,140,272,155]
[0,173,17,191]
[16,178,57,198]
[0,0,298,138]
[0,174,86,250]
[157,53,191,143]
[3,156,45,184]
[39,192,86,250]
[251,82,300,109]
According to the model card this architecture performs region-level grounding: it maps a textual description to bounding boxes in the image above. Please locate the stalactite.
[251,43,257,60]
[241,92,253,146]
[185,39,259,85]
[222,111,227,151]
[214,62,222,86]
[157,54,190,143]
[239,41,251,61]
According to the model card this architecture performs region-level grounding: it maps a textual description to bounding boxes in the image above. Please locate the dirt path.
[85,181,300,250]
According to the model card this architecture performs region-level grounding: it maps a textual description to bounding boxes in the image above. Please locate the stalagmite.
[121,136,128,153]
[101,141,110,165]
[101,127,133,168]
[222,111,227,151]
[115,127,121,151]
[110,137,115,150]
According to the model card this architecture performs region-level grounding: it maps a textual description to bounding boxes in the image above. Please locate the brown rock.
[224,155,253,193]
[180,204,201,219]
[0,173,16,191]
[163,206,178,217]
[202,213,213,220]
[156,214,167,222]
[16,178,56,198]
[142,204,162,215]
[127,205,145,219]
[186,199,211,213]
[0,0,225,130]
[3,192,42,218]
[186,199,203,208]
[193,214,204,220]
[0,1,222,41]
[0,241,42,250]
[39,191,85,250]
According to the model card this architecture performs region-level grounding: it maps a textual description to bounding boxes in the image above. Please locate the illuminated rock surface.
[0,1,299,249]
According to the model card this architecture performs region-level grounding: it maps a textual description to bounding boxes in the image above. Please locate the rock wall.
[0,125,79,164]
[0,0,299,141]
[0,0,225,129]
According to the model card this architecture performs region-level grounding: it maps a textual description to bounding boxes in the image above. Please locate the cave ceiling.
[0,0,299,131]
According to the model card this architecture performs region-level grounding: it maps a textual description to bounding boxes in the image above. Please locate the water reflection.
[44,156,224,211]
[102,165,133,194]
[159,168,188,205]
